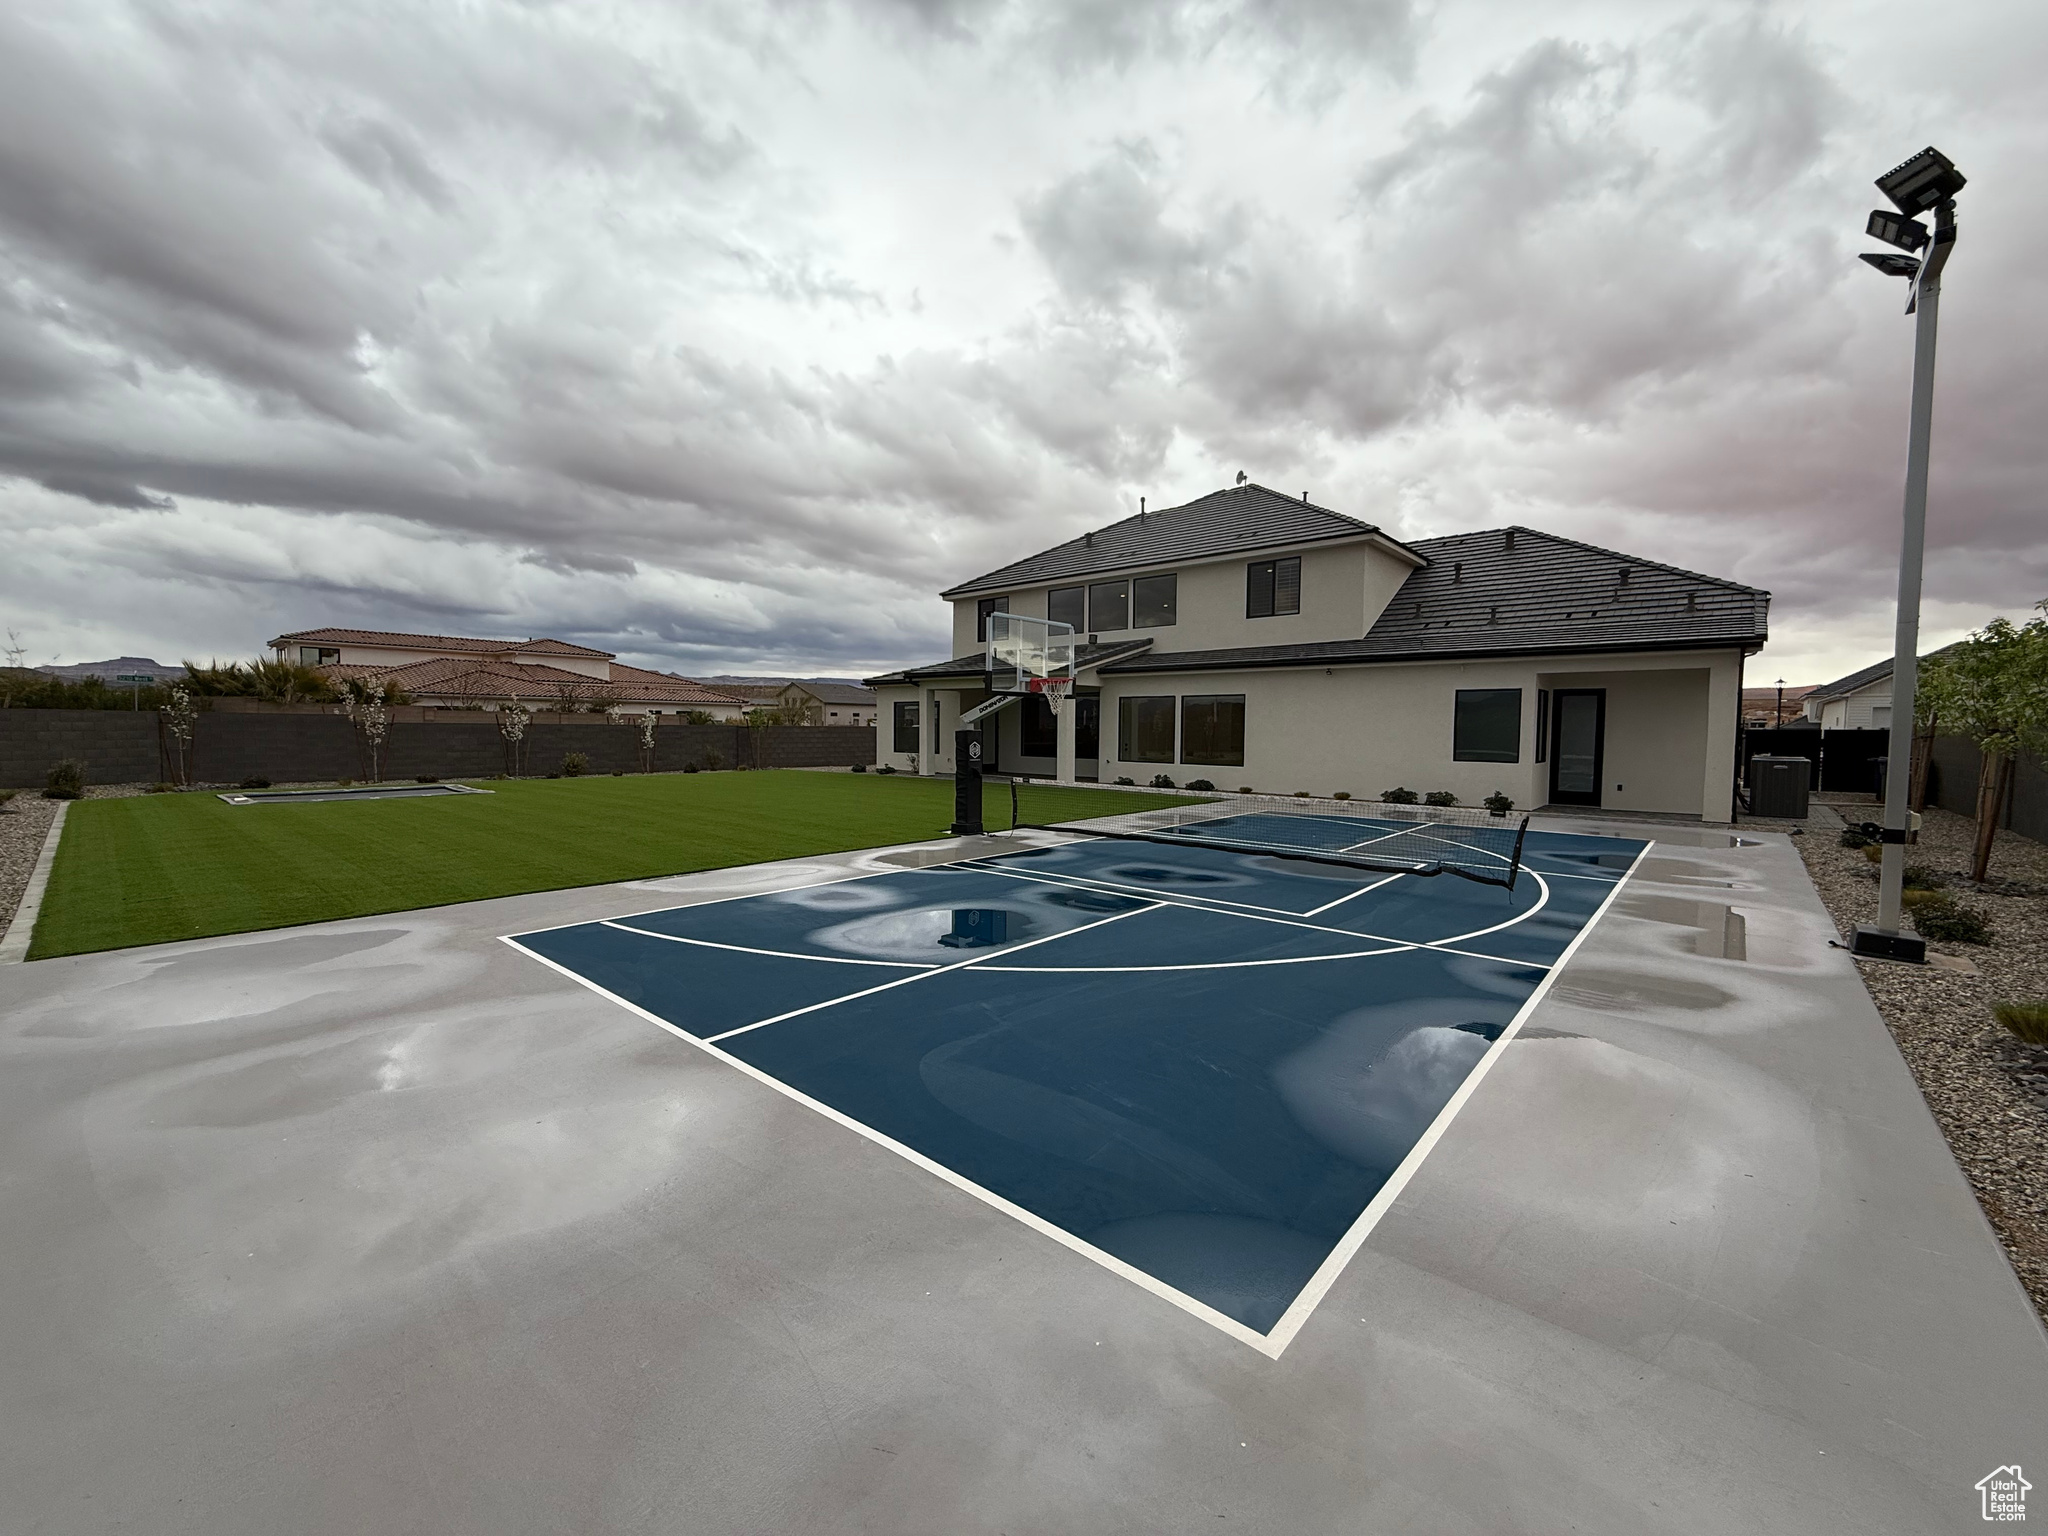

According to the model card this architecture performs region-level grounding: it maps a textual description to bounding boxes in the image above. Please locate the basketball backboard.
[986,612,1075,695]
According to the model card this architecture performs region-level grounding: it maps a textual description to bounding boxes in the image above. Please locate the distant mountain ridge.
[36,656,189,682]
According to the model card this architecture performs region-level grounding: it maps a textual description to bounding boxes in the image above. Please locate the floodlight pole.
[1860,198,1953,958]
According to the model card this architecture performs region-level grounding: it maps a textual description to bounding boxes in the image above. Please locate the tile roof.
[318,657,742,707]
[1100,526,1767,673]
[273,627,614,660]
[939,483,1407,599]
[784,681,878,705]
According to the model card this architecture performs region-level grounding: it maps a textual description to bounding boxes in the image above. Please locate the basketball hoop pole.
[950,728,984,836]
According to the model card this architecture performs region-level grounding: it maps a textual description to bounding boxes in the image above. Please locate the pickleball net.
[1008,783,1530,891]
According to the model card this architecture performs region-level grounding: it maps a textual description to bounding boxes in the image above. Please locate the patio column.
[1055,695,1077,785]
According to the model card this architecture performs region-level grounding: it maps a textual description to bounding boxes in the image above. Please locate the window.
[1246,557,1301,618]
[299,646,339,666]
[1132,573,1177,628]
[1180,695,1245,766]
[975,595,1009,642]
[1020,694,1058,757]
[892,700,920,754]
[1872,705,1892,728]
[1048,585,1086,633]
[1534,689,1550,762]
[1089,579,1129,632]
[1454,688,1522,763]
[1118,696,1175,762]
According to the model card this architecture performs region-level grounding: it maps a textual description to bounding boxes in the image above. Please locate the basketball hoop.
[1028,676,1073,713]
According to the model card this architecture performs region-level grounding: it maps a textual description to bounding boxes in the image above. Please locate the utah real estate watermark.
[1978,1465,2030,1522]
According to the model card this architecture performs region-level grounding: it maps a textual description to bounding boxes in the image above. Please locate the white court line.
[599,921,936,968]
[498,934,1281,1354]
[931,859,1555,966]
[702,903,1161,1044]
[929,862,1417,939]
[954,850,1340,918]
[1303,872,1405,917]
[1256,837,1657,1356]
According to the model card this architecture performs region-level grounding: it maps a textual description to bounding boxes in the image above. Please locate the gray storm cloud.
[0,0,2041,677]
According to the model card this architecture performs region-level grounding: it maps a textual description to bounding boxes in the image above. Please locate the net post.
[950,729,984,836]
[1010,777,1020,834]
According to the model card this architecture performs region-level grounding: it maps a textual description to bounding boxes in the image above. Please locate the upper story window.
[1088,579,1128,632]
[299,646,340,666]
[1246,557,1301,618]
[1048,585,1086,633]
[1132,573,1177,628]
[975,595,1009,642]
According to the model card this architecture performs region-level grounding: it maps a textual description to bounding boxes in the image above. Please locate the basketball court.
[505,807,1645,1353]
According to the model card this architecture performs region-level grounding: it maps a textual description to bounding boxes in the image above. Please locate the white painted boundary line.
[703,903,1160,1044]
[0,802,68,965]
[498,930,1280,1354]
[1256,837,1657,1356]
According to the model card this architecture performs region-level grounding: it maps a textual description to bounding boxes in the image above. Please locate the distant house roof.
[319,657,742,707]
[272,627,615,661]
[939,483,1415,600]
[784,681,877,705]
[1805,644,1963,701]
[1101,526,1767,674]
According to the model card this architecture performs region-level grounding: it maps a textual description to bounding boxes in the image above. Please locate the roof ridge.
[1408,526,1768,597]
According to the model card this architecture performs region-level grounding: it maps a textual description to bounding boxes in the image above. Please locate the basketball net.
[1027,676,1073,714]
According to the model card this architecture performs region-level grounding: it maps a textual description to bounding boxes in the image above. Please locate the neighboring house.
[775,681,878,726]
[866,483,1769,820]
[1800,646,1958,729]
[267,627,750,717]
[1801,657,1894,729]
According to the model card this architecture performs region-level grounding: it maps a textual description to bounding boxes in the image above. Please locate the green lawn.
[30,772,1202,959]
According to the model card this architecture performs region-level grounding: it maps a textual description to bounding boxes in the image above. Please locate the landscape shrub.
[1994,1001,2048,1047]
[0,789,14,807]
[415,775,440,784]
[1840,826,1877,849]
[149,782,176,793]
[1185,778,1215,791]
[239,776,271,789]
[703,751,725,771]
[1150,774,1176,789]
[851,762,867,773]
[560,752,589,778]
[1379,786,1419,804]
[1424,790,1459,807]
[1114,776,1135,786]
[42,760,85,800]
[1483,790,1515,816]
[1908,893,1991,944]
[1293,791,1310,798]
[683,762,700,773]
[1237,786,1254,794]
[1332,791,1351,800]
[876,764,895,775]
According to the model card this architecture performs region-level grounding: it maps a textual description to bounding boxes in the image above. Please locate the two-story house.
[865,483,1769,820]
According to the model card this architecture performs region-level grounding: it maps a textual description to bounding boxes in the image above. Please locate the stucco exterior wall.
[948,537,1417,658]
[1089,648,1743,817]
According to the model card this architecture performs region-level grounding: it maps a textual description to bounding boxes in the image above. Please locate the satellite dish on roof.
[1235,470,1247,485]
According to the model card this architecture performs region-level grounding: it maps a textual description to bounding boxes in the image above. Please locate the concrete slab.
[2,819,2043,1534]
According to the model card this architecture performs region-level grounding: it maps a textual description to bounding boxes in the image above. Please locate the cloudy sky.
[0,0,2040,683]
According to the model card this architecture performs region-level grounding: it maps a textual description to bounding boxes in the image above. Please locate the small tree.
[1917,603,2048,881]
[498,698,531,777]
[337,679,391,781]
[638,710,658,772]
[161,682,199,785]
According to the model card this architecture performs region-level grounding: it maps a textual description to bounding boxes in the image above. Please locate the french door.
[1549,690,1606,806]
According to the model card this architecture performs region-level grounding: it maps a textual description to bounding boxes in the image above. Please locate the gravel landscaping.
[0,782,154,939]
[1785,797,2048,1324]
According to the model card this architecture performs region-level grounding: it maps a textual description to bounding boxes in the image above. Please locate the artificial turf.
[29,772,1203,959]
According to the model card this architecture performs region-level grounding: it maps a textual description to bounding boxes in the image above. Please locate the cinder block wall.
[0,708,877,787]
[0,709,162,787]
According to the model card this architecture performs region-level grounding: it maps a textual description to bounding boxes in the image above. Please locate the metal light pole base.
[1850,925,1926,964]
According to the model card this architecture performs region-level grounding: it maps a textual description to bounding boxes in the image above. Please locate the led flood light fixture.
[1875,146,1966,215]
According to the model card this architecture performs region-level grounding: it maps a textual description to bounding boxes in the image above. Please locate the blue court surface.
[506,816,1649,1353]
